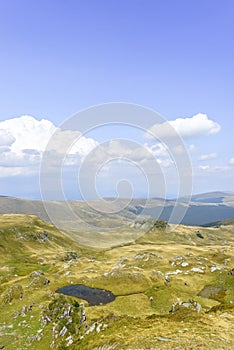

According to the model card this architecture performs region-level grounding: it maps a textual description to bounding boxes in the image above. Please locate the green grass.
[0,214,234,349]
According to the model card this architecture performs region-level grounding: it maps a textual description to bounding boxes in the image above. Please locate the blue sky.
[0,0,233,199]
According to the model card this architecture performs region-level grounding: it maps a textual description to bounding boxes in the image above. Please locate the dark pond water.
[56,284,116,306]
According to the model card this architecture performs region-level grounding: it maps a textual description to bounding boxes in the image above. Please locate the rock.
[66,335,74,346]
[59,326,68,337]
[28,270,50,287]
[28,336,37,343]
[170,299,201,313]
[178,329,185,333]
[85,323,96,335]
[38,231,50,242]
[181,262,189,267]
[43,315,51,324]
[96,323,102,333]
[191,267,204,273]
[195,302,201,312]
[171,255,184,262]
[228,268,234,276]
[112,257,128,269]
[64,262,70,269]
[0,345,5,349]
[61,251,78,262]
[167,269,182,275]
[63,305,72,317]
[165,275,170,282]
[30,270,44,279]
[43,294,82,348]
[133,253,145,260]
[196,231,204,239]
[2,284,23,304]
[150,270,164,282]
[210,265,225,272]
[181,302,190,308]
[157,336,171,341]
[13,304,33,318]
[80,303,86,324]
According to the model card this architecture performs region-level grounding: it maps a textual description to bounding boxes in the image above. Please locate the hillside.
[0,192,233,232]
[0,214,233,349]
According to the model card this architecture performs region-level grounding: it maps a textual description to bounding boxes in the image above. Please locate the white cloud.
[199,165,210,171]
[0,129,16,146]
[69,135,98,159]
[146,143,169,158]
[0,115,56,153]
[147,113,221,139]
[46,129,98,160]
[0,115,99,176]
[229,156,234,165]
[189,144,196,152]
[79,140,175,180]
[198,165,230,172]
[199,153,217,161]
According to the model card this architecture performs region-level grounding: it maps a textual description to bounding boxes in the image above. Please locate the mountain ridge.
[0,191,233,229]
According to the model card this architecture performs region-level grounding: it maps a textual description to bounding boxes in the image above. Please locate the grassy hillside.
[0,215,233,349]
[0,193,234,230]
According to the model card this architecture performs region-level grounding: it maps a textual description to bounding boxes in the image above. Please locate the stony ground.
[0,214,233,349]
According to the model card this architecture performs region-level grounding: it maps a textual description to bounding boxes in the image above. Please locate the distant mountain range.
[0,191,233,229]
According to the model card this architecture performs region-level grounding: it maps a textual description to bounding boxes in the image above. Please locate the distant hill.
[180,191,234,204]
[201,217,234,227]
[0,192,233,230]
[221,218,234,225]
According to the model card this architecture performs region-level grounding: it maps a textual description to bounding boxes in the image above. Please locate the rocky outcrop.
[13,303,35,318]
[27,270,50,287]
[41,294,82,348]
[57,251,79,262]
[2,284,23,304]
[169,299,201,313]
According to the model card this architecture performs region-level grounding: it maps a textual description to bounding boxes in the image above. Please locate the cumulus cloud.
[0,115,56,153]
[70,136,98,159]
[0,115,99,176]
[146,113,221,139]
[229,157,234,165]
[45,128,98,160]
[0,129,16,146]
[199,153,217,161]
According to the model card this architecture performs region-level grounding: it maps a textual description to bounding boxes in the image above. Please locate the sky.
[0,0,233,199]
